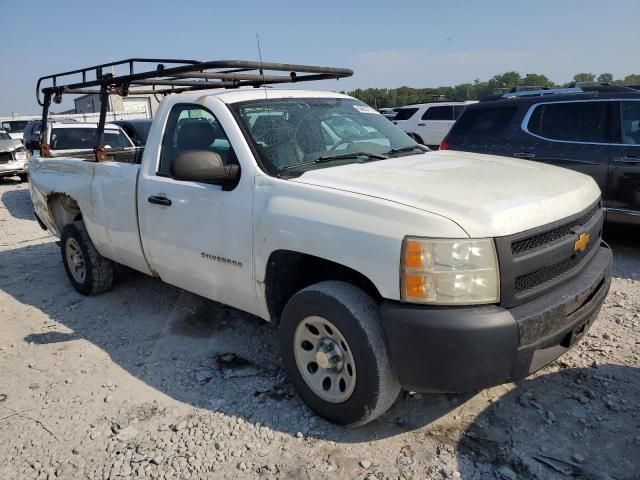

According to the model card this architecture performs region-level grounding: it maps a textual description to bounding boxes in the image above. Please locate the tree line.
[348,72,640,108]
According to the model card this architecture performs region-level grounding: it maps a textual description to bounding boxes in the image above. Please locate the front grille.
[0,152,12,164]
[515,237,597,294]
[495,200,603,308]
[511,203,600,255]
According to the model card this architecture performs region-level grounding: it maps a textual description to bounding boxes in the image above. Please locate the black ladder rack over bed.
[36,58,353,161]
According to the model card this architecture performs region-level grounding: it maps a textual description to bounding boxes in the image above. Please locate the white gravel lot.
[1,177,639,480]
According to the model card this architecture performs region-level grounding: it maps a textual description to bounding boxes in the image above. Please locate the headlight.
[401,237,499,305]
[13,148,29,161]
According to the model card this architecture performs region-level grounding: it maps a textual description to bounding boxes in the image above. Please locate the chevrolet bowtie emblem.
[574,232,590,252]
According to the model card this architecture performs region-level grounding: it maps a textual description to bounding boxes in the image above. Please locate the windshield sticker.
[353,105,379,114]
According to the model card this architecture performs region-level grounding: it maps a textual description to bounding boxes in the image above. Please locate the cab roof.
[184,88,353,105]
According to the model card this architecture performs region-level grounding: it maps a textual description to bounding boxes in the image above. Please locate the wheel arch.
[264,249,382,324]
[47,193,83,236]
[407,132,425,145]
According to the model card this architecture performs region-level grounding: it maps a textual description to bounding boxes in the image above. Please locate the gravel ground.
[1,177,639,480]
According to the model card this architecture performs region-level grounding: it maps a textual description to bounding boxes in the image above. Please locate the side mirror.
[170,150,240,190]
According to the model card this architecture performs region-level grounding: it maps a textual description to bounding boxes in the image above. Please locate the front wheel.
[61,221,114,295]
[279,281,400,426]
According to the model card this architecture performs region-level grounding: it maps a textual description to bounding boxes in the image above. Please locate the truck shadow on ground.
[1,186,639,452]
[7,241,639,460]
[455,364,640,479]
[0,179,31,221]
[4,240,468,443]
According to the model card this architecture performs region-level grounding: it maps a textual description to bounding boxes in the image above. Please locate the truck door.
[417,105,454,147]
[137,100,256,314]
[522,100,611,202]
[608,100,640,221]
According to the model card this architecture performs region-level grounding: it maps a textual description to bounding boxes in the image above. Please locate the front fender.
[253,176,468,306]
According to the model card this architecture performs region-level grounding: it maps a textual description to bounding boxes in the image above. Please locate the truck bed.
[29,156,151,275]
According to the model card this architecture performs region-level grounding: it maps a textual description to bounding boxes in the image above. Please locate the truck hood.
[290,150,601,238]
[0,139,23,153]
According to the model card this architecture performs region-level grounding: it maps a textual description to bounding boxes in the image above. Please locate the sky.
[1,0,639,115]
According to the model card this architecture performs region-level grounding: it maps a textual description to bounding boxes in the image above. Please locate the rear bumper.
[381,244,612,393]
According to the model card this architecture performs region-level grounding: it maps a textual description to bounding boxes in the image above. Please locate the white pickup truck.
[30,62,612,426]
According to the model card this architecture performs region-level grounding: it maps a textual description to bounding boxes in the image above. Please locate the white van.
[392,101,477,148]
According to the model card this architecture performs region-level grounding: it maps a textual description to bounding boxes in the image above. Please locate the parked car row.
[1,118,154,182]
[391,101,476,148]
[22,118,153,154]
[441,85,640,225]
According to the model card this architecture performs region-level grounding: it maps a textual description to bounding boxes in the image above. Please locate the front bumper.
[0,160,28,177]
[381,244,612,393]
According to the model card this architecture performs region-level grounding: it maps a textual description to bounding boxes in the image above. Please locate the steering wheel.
[327,138,354,151]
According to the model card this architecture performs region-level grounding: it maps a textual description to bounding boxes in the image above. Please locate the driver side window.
[158,104,236,176]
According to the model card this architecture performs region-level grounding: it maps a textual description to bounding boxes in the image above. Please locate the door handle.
[513,152,536,159]
[613,156,640,164]
[147,195,172,206]
[418,123,426,126]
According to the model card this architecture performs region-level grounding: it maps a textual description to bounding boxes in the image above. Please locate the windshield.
[50,128,132,150]
[233,98,418,176]
[1,121,28,133]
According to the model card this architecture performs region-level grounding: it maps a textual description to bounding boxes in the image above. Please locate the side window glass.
[393,108,418,121]
[621,102,640,145]
[158,104,235,176]
[528,102,608,143]
[422,106,453,121]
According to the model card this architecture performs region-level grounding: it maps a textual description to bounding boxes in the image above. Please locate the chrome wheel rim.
[65,238,86,283]
[293,316,356,403]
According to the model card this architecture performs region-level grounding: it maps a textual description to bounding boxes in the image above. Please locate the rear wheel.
[61,221,114,295]
[279,281,400,426]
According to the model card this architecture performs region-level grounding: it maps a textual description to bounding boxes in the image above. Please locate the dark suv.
[441,86,640,225]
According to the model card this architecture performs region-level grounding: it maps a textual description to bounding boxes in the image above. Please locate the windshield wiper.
[316,151,388,162]
[386,145,429,155]
[278,151,388,172]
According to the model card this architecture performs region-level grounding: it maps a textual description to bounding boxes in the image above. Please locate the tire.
[279,281,400,426]
[18,173,28,182]
[60,221,114,295]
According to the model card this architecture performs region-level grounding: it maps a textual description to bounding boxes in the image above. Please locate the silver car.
[0,130,30,182]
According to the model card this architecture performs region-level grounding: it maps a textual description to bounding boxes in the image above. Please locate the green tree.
[491,71,522,89]
[348,71,563,107]
[597,73,614,83]
[522,73,554,87]
[573,73,596,83]
[622,74,640,85]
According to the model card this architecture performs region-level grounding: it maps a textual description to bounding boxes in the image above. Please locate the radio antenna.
[256,32,278,170]
[256,33,265,84]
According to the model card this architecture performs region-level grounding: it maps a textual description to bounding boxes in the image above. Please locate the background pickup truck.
[30,81,612,426]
